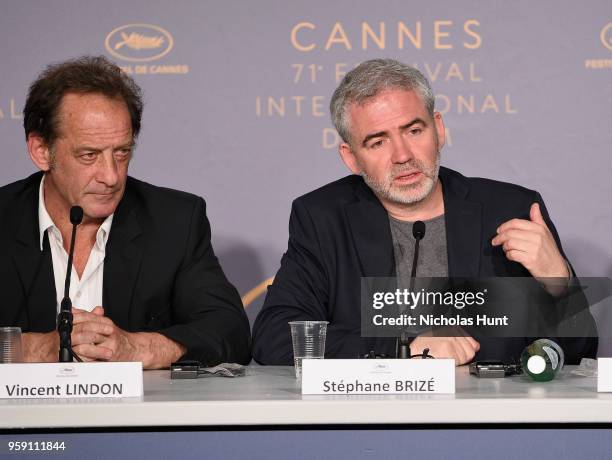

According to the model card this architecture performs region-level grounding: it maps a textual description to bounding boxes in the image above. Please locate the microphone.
[57,205,83,363]
[398,220,426,359]
[410,221,426,282]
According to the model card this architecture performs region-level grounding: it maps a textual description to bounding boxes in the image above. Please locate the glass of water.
[289,321,328,379]
[0,327,24,363]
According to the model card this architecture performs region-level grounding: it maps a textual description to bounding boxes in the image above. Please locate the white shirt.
[38,176,114,314]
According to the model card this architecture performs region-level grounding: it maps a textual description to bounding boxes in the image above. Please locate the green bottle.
[520,339,564,382]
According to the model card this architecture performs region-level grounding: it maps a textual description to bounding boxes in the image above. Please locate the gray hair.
[330,58,435,145]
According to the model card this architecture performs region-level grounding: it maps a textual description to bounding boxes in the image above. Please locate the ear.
[27,133,53,171]
[338,142,361,175]
[433,111,446,149]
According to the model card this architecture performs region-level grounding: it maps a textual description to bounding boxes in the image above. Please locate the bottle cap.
[527,355,546,374]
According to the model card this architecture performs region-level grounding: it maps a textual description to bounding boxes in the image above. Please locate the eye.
[80,152,97,161]
[368,139,384,149]
[409,127,423,136]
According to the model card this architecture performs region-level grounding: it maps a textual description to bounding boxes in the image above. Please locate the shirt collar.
[38,175,114,251]
[38,175,55,250]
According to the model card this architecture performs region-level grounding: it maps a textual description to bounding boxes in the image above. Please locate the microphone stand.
[58,206,83,363]
[398,221,425,359]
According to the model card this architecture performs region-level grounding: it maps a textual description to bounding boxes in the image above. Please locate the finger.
[73,321,114,336]
[452,348,467,366]
[72,344,113,361]
[492,229,536,247]
[465,336,481,352]
[71,331,106,346]
[73,306,104,314]
[72,321,114,337]
[73,311,114,327]
[409,338,427,356]
[530,202,546,226]
[501,239,537,254]
[451,338,469,364]
[70,347,96,362]
[496,218,540,235]
[455,337,477,362]
[439,338,465,364]
[72,310,96,323]
[454,333,480,351]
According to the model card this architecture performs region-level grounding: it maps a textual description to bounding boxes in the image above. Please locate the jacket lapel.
[345,180,395,277]
[344,170,483,279]
[440,168,483,278]
[102,190,143,330]
[12,179,57,331]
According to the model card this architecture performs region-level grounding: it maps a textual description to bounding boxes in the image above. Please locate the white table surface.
[1,365,611,429]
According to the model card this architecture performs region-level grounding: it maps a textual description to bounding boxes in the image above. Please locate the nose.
[390,136,414,164]
[96,151,119,187]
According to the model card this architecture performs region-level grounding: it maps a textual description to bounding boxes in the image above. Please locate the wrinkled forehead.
[345,88,428,137]
[54,92,132,140]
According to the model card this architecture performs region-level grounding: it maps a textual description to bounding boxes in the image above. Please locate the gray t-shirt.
[389,214,449,281]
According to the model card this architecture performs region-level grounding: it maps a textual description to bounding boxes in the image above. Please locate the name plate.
[0,362,143,399]
[598,358,612,392]
[301,359,455,395]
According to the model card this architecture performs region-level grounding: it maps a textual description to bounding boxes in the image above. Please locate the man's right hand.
[410,335,480,366]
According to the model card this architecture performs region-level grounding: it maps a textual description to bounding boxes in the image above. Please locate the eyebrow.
[115,141,136,150]
[76,141,135,153]
[360,117,427,147]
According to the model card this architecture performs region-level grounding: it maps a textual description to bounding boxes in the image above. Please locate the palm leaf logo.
[114,32,165,50]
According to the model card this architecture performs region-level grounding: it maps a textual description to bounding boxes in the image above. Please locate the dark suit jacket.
[252,167,597,364]
[0,172,251,366]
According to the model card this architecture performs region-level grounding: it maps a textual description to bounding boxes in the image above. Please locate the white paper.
[0,362,143,399]
[301,359,455,394]
[598,358,612,392]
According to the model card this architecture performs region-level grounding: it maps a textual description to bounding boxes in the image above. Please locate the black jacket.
[0,172,251,366]
[252,167,597,364]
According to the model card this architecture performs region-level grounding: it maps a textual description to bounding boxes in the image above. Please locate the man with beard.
[0,56,251,368]
[252,58,596,365]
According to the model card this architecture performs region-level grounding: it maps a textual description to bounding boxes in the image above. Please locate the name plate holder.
[301,359,455,395]
[0,362,143,399]
[598,358,612,392]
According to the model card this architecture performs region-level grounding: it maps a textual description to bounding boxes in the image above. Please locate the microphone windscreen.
[412,220,426,239]
[70,206,83,225]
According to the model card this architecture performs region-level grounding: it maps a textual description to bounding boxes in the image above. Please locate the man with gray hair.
[253,58,596,365]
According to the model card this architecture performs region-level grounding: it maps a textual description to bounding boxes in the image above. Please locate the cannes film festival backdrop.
[1,1,611,350]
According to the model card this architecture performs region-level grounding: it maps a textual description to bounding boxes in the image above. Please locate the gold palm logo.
[105,24,174,62]
[114,32,165,51]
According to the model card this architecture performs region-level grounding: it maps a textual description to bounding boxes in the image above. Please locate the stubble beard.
[361,149,441,206]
